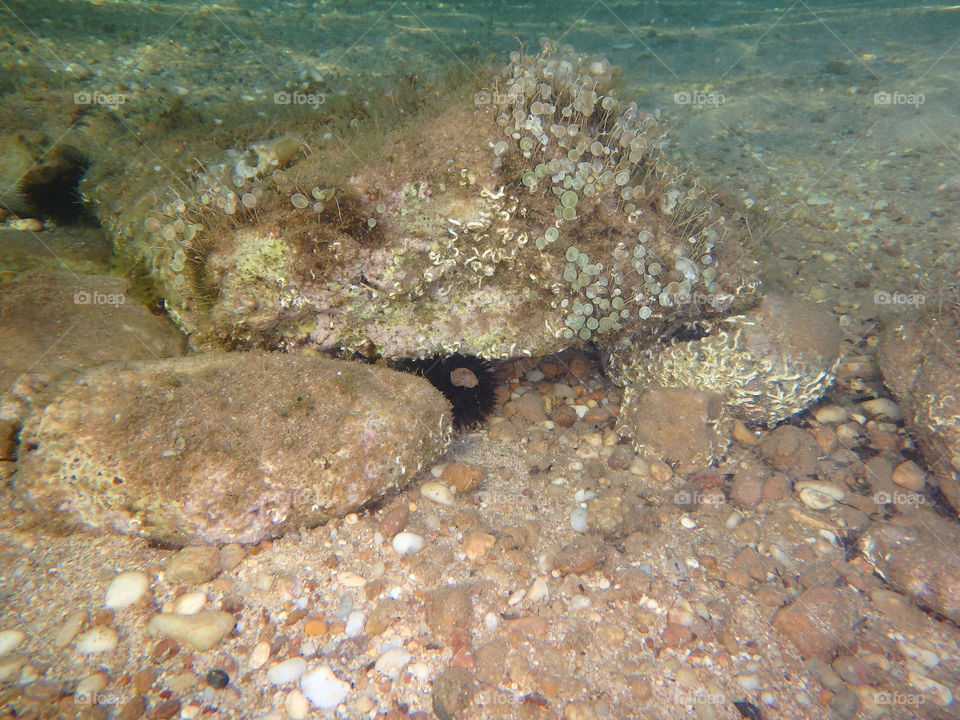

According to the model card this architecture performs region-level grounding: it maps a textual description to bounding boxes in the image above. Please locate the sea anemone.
[397,354,499,430]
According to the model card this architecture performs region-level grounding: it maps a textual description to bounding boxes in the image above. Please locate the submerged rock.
[0,270,184,412]
[14,352,452,545]
[877,308,960,509]
[78,41,758,359]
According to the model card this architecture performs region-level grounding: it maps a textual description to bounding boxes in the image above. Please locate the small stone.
[206,669,230,688]
[150,699,181,720]
[552,405,577,428]
[629,457,650,477]
[891,460,925,491]
[379,503,410,536]
[583,407,611,424]
[796,481,845,510]
[0,655,26,682]
[0,629,25,656]
[554,535,605,574]
[337,571,366,588]
[527,577,549,603]
[285,689,310,719]
[54,610,87,648]
[375,647,412,678]
[164,546,221,585]
[218,543,247,571]
[463,531,496,561]
[392,531,425,555]
[248,640,271,669]
[563,702,599,720]
[432,666,475,720]
[146,611,234,651]
[345,610,365,637]
[860,397,902,421]
[75,626,118,654]
[301,665,351,709]
[732,419,757,445]
[267,657,308,685]
[815,405,848,424]
[132,668,157,693]
[442,462,484,493]
[76,671,109,696]
[116,696,147,720]
[304,618,328,637]
[172,592,207,615]
[105,571,150,609]
[420,481,455,506]
[660,623,693,648]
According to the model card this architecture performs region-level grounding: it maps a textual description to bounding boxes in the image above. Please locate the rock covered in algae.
[877,306,960,508]
[611,294,840,464]
[92,41,758,359]
[14,352,452,545]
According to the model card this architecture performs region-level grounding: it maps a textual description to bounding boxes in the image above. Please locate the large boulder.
[14,352,452,545]
[878,309,960,509]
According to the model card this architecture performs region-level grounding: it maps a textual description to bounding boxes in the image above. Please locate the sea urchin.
[397,354,499,430]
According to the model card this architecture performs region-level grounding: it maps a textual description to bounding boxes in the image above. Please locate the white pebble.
[484,612,500,631]
[680,516,697,529]
[796,481,845,510]
[569,594,591,610]
[526,368,545,382]
[392,531,425,555]
[172,592,207,615]
[248,640,271,670]
[571,405,589,418]
[570,507,588,533]
[75,627,118,655]
[898,640,939,669]
[337,571,366,588]
[76,672,108,695]
[0,630,25,657]
[860,397,902,420]
[375,647,412,678]
[285,690,310,719]
[301,665,350,709]
[724,511,742,530]
[105,571,149,609]
[420,481,454,506]
[408,662,431,681]
[527,577,549,603]
[814,405,848,423]
[267,657,308,685]
[736,673,760,691]
[508,589,526,606]
[430,464,447,478]
[345,611,365,637]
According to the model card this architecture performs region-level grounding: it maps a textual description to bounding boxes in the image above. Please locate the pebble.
[172,592,207,615]
[267,657,308,685]
[75,626,118,654]
[680,516,697,529]
[527,576,549,603]
[442,462,484,493]
[104,571,150,609]
[76,671,109,695]
[795,481,845,510]
[218,543,247,571]
[164,546,221,585]
[285,690,310,719]
[908,671,953,706]
[735,673,760,691]
[420,481,455,506]
[814,405,848,423]
[0,629,25,656]
[345,611,365,637]
[526,368,545,382]
[897,640,939,669]
[392,531,425,555]
[375,647,412,678]
[9,218,43,231]
[54,610,87,648]
[300,665,350,709]
[891,460,925,491]
[337,571,366,588]
[248,640,271,670]
[569,507,588,533]
[860,397,902,420]
[146,611,234,651]
[463,531,496,560]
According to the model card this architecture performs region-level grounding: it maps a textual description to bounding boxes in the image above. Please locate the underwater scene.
[0,0,959,718]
